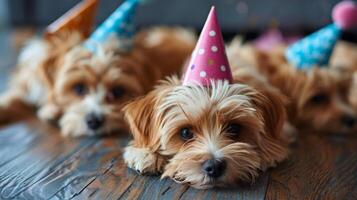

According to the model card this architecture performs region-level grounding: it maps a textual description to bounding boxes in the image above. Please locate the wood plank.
[29,140,119,200]
[73,153,140,200]
[265,133,357,200]
[66,131,269,200]
[0,122,40,167]
[175,174,269,200]
[1,116,357,200]
[4,116,357,199]
[75,150,269,200]
[76,168,268,200]
[0,119,96,199]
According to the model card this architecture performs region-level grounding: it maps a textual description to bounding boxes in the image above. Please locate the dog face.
[50,38,151,137]
[274,67,357,134]
[124,77,288,189]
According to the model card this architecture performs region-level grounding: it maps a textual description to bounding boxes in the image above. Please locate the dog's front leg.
[37,102,62,123]
[124,143,167,175]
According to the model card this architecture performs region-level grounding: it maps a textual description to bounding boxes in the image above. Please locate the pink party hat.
[183,6,233,86]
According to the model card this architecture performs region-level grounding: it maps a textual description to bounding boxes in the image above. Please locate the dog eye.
[309,93,329,104]
[180,127,194,141]
[73,83,87,96]
[110,86,125,99]
[226,123,242,136]
[107,86,125,102]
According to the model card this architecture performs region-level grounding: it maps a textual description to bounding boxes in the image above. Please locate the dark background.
[4,0,357,41]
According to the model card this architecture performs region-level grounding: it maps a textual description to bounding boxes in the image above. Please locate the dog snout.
[85,113,105,130]
[341,115,356,128]
[202,159,226,178]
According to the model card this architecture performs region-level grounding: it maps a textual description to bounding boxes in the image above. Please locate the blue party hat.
[285,24,341,70]
[85,0,142,52]
[285,1,357,70]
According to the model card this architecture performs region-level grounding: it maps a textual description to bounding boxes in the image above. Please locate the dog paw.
[61,127,87,137]
[37,104,61,122]
[124,146,166,175]
[59,116,89,137]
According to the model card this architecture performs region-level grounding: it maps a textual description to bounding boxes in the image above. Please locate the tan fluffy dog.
[227,38,357,134]
[0,27,195,137]
[123,65,289,188]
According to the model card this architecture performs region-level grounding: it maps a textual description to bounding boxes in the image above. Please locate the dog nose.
[85,113,105,130]
[341,115,355,128]
[202,159,226,178]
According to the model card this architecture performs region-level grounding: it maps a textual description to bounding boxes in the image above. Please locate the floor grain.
[0,120,270,200]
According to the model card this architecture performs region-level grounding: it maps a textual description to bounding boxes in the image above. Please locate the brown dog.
[122,65,289,188]
[227,38,357,134]
[0,27,195,137]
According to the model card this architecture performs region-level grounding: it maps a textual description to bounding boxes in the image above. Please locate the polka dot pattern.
[200,71,207,77]
[182,7,233,86]
[198,48,205,55]
[285,24,340,69]
[209,30,216,37]
[211,46,218,52]
[105,18,115,27]
[86,0,139,52]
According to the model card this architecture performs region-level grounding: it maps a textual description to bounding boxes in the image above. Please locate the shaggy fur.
[349,72,357,111]
[0,27,195,137]
[123,69,289,189]
[330,41,357,72]
[227,38,357,134]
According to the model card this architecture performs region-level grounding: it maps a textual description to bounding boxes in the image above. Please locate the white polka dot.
[220,65,226,72]
[105,19,115,28]
[198,48,205,55]
[113,12,123,19]
[200,71,207,77]
[209,30,216,37]
[94,29,105,38]
[211,46,218,52]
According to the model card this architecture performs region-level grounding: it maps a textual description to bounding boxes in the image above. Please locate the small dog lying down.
[123,7,290,188]
[123,69,290,189]
[227,38,357,134]
[0,27,195,137]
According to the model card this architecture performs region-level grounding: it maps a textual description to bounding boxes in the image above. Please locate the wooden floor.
[0,119,357,200]
[1,31,357,200]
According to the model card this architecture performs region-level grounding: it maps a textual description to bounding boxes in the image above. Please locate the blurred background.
[1,0,356,40]
[0,0,355,78]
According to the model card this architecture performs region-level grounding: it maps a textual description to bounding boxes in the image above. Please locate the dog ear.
[123,77,178,150]
[123,91,160,149]
[42,33,83,88]
[248,87,289,168]
[253,89,286,139]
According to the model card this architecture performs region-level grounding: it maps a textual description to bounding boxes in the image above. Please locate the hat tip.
[332,0,357,30]
[209,6,216,13]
